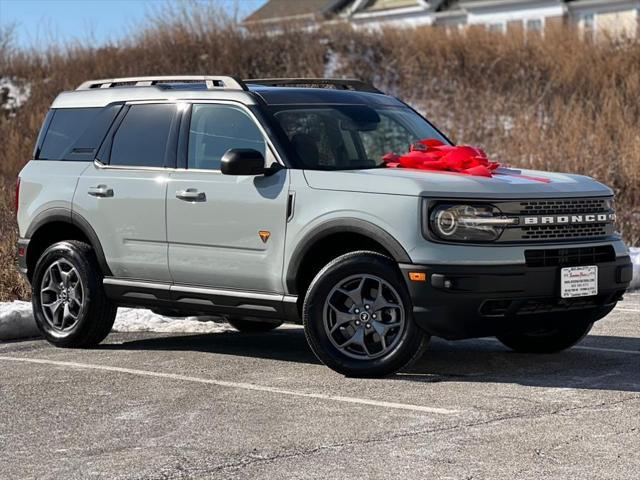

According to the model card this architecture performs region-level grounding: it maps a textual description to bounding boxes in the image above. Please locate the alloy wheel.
[323,274,406,360]
[40,259,85,332]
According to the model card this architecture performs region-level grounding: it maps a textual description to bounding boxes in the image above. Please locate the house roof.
[362,0,426,12]
[455,0,562,7]
[243,0,352,23]
[244,0,638,24]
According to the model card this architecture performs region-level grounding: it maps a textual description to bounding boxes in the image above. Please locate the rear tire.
[303,251,429,377]
[495,308,611,353]
[226,316,283,333]
[32,241,117,348]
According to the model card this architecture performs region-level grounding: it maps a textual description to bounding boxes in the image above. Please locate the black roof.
[248,86,403,106]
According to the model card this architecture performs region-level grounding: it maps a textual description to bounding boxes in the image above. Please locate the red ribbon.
[383,139,500,178]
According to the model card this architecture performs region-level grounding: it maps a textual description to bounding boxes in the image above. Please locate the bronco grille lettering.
[521,212,614,226]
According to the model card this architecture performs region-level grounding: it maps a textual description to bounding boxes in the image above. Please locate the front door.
[166,103,289,293]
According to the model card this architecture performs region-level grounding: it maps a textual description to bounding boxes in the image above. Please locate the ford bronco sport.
[16,76,633,377]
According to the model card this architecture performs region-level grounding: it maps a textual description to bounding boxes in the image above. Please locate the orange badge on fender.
[258,230,271,243]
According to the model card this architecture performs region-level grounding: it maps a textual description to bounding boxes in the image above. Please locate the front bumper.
[399,255,632,340]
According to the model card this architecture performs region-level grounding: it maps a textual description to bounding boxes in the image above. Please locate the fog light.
[431,274,453,289]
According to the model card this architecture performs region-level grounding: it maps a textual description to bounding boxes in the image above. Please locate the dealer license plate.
[561,266,598,298]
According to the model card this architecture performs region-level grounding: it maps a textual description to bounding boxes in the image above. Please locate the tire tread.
[32,240,116,348]
[302,250,428,377]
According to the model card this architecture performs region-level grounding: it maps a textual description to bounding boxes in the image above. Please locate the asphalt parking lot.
[1,293,638,480]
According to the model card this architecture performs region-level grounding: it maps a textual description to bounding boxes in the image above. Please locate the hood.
[303,167,613,199]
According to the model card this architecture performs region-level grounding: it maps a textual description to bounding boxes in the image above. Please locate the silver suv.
[16,76,633,377]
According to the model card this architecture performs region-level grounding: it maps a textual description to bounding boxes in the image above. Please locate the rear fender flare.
[25,208,112,277]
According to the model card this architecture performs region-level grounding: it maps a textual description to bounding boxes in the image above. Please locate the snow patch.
[0,77,31,114]
[0,302,232,341]
[323,49,344,78]
[0,301,39,340]
[112,308,232,334]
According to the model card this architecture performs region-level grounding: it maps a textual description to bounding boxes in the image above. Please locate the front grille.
[518,198,609,215]
[517,297,601,315]
[496,196,615,243]
[480,296,607,317]
[525,245,616,267]
[520,223,609,241]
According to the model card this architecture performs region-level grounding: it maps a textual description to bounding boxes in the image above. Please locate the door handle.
[87,185,114,198]
[176,189,206,202]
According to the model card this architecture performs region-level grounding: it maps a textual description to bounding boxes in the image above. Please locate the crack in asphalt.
[176,395,640,476]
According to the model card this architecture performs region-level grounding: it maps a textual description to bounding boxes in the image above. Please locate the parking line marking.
[614,307,640,313]
[0,356,459,415]
[573,346,640,355]
[477,338,640,355]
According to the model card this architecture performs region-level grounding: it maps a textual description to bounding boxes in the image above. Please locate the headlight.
[429,203,517,242]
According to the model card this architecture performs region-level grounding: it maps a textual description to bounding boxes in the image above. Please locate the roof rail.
[244,78,382,94]
[76,76,248,91]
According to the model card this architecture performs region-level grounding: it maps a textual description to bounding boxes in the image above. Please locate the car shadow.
[103,328,321,364]
[102,327,640,393]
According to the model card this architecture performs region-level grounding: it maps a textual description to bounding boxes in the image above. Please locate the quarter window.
[188,104,266,170]
[110,104,176,167]
[38,108,102,160]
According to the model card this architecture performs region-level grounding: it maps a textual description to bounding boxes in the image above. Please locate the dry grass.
[0,179,31,301]
[1,4,639,301]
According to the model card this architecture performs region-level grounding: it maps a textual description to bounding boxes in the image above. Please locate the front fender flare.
[285,218,411,294]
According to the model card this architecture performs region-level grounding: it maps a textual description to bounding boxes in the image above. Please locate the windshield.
[270,104,449,170]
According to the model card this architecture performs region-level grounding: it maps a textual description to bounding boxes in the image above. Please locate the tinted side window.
[33,110,54,159]
[110,104,176,167]
[67,104,122,160]
[188,104,265,170]
[38,108,101,160]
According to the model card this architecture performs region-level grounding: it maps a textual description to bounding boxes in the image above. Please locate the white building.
[446,1,565,33]
[345,0,442,29]
[568,0,639,39]
[243,0,640,38]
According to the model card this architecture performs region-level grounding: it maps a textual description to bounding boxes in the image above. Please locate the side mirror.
[221,149,267,176]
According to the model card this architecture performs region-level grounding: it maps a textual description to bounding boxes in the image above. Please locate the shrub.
[1,5,638,300]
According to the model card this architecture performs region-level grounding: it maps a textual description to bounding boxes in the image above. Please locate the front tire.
[303,251,429,377]
[32,241,117,348]
[495,308,610,353]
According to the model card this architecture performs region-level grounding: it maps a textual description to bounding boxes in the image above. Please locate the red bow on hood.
[382,139,500,178]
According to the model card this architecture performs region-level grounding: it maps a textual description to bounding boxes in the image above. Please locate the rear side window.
[109,104,176,168]
[36,105,122,161]
[38,108,101,160]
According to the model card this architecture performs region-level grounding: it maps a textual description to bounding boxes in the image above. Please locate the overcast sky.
[0,0,268,48]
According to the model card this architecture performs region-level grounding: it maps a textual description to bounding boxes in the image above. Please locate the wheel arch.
[286,218,411,297]
[24,208,112,281]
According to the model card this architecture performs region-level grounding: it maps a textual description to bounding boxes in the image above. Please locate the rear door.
[73,103,179,282]
[166,102,289,293]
